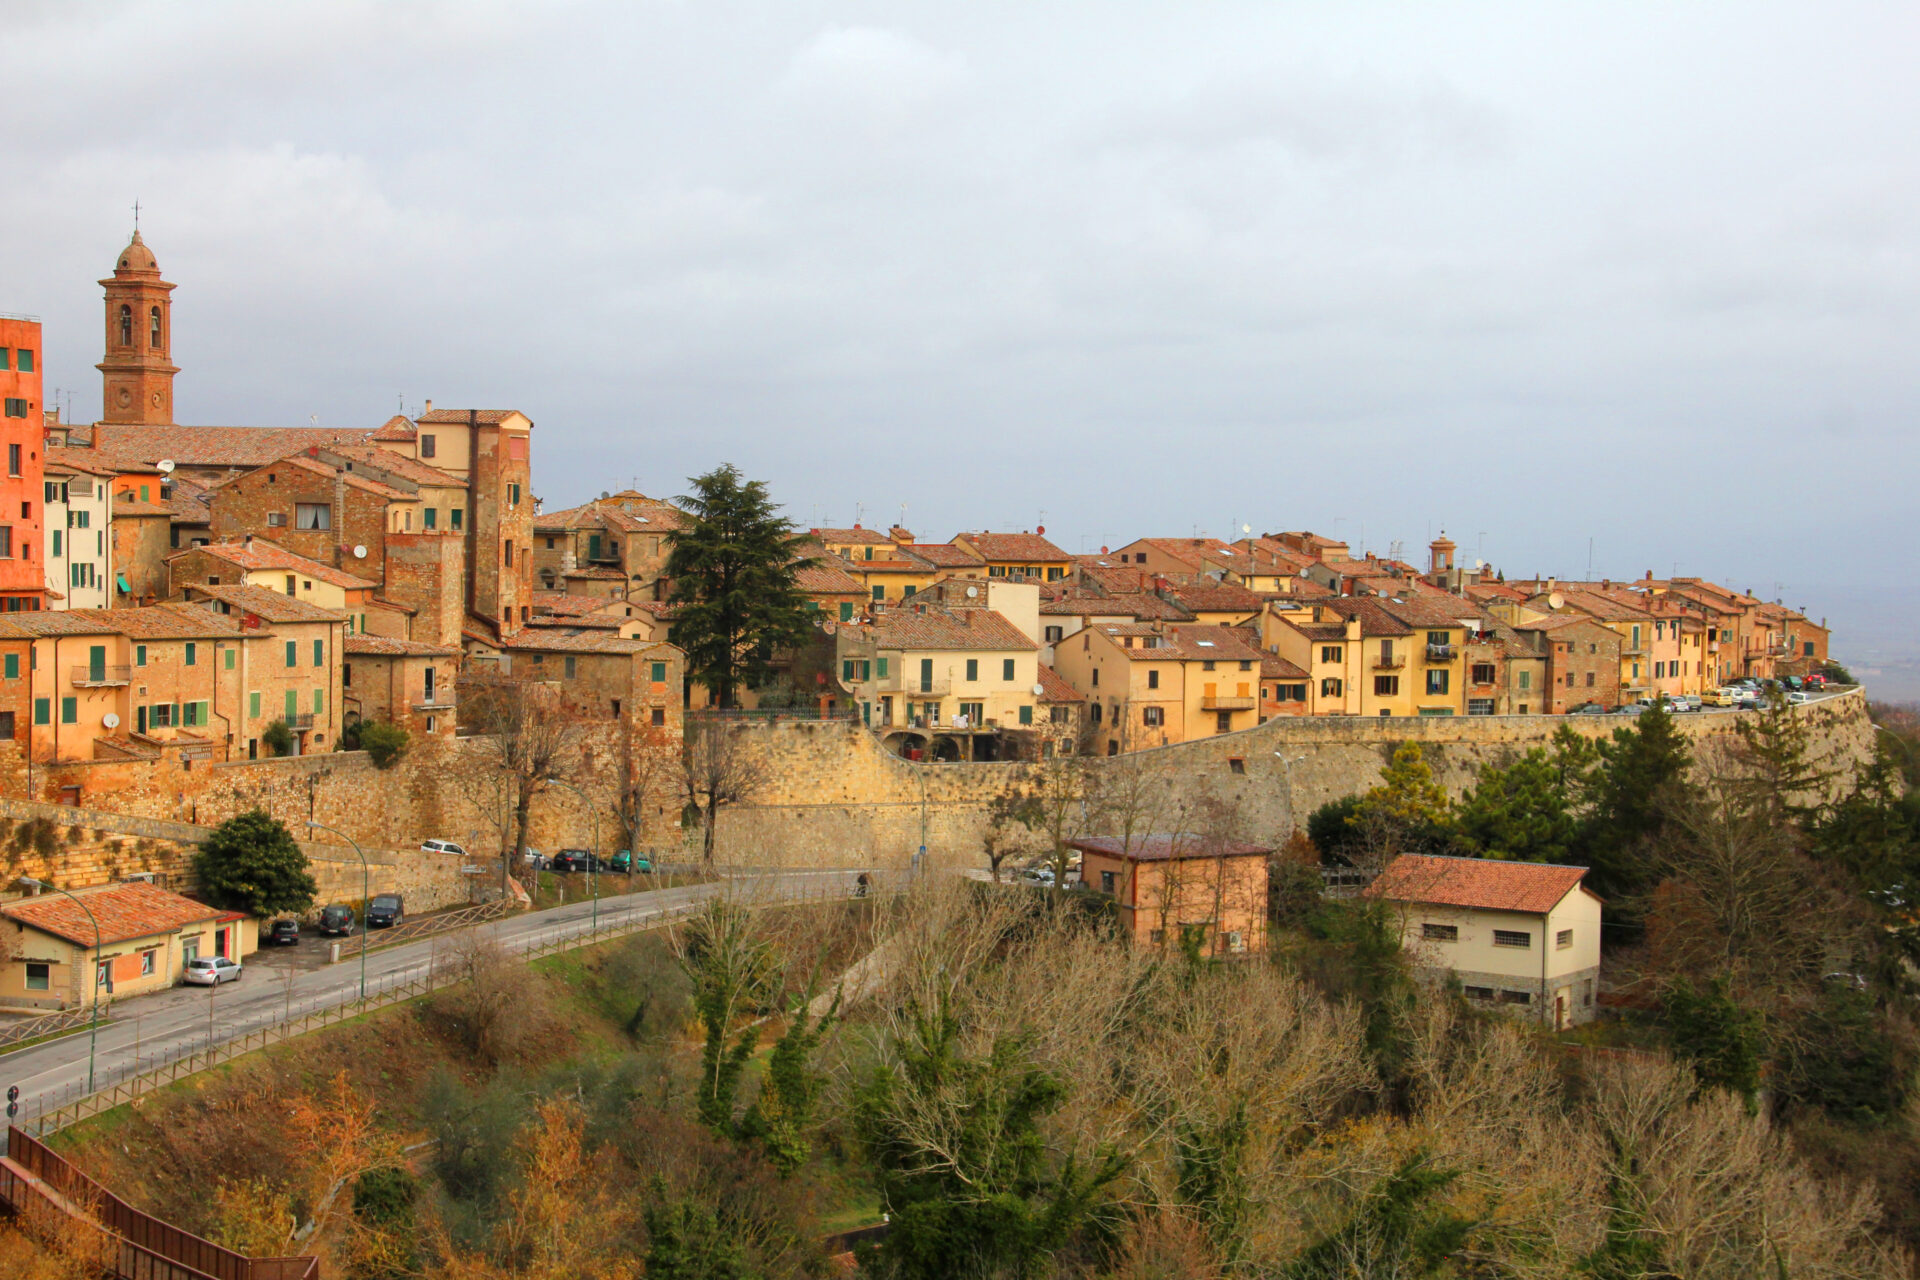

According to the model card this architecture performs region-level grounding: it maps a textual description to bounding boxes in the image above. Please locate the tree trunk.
[513,777,536,879]
[702,799,719,863]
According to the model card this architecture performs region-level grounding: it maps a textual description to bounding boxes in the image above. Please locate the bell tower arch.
[97,229,178,424]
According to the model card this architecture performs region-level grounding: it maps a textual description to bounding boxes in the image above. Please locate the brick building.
[343,633,458,738]
[109,491,173,605]
[534,490,686,601]
[1511,616,1623,713]
[0,314,45,610]
[495,629,684,730]
[96,232,178,427]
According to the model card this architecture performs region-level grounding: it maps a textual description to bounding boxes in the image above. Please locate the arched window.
[118,305,132,346]
[149,306,163,349]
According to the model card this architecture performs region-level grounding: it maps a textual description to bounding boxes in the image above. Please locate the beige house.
[837,604,1040,759]
[0,881,256,1011]
[1051,622,1268,752]
[1363,854,1603,1029]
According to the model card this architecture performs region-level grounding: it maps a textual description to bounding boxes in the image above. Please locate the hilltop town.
[0,234,1911,1280]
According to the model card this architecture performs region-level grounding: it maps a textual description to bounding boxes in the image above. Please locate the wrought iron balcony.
[1425,643,1455,662]
[70,665,131,687]
[1372,653,1405,670]
[1201,694,1257,711]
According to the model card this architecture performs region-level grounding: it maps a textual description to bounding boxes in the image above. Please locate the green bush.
[357,721,410,769]
[1663,976,1764,1108]
[1776,985,1909,1124]
[262,719,294,757]
[193,809,317,917]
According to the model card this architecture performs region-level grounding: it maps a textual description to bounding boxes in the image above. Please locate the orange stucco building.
[0,314,46,611]
[1070,834,1271,957]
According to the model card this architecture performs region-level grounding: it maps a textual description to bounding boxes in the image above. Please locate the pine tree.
[1586,700,1693,904]
[1452,748,1582,863]
[665,464,819,709]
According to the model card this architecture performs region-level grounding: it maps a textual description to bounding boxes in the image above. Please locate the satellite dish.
[1547,592,1565,609]
[102,713,120,730]
[156,459,175,474]
[352,545,367,559]
[965,586,979,598]
[1032,683,1045,697]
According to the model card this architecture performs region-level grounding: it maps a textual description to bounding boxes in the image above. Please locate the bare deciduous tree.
[680,716,771,864]
[615,718,682,854]
[457,672,584,888]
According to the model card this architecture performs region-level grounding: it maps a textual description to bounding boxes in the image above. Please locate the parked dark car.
[266,919,301,946]
[608,850,653,874]
[318,904,356,936]
[1567,702,1605,714]
[365,894,404,928]
[553,849,602,873]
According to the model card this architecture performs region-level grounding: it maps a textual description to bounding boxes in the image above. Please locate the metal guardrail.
[0,1004,114,1052]
[70,665,133,686]
[14,874,887,1137]
[355,896,516,950]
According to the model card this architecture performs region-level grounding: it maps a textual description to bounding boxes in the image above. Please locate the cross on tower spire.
[132,199,140,231]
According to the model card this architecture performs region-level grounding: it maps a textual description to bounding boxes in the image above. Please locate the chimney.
[423,399,433,414]
[244,534,254,551]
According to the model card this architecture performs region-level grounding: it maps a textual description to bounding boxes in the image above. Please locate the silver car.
[183,955,242,986]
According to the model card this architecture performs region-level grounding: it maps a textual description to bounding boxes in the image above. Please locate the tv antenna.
[132,198,141,231]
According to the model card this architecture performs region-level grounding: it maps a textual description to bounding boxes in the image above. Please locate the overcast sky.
[5,3,1917,679]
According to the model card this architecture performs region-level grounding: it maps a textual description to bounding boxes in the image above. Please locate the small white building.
[1363,853,1603,1029]
[44,455,115,611]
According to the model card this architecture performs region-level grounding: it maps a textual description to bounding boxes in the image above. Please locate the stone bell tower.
[97,230,178,424]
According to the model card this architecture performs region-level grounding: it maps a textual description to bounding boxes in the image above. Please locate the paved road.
[1,869,864,1125]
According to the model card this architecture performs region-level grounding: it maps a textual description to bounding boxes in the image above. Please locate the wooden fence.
[0,1003,113,1053]
[1,1126,318,1280]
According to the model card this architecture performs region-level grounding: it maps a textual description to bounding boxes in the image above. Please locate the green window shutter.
[17,350,30,373]
[2,653,15,679]
[876,657,888,679]
[33,698,48,725]
[903,584,917,598]
[1003,659,1015,681]
[136,706,147,734]
[313,639,323,667]
[285,690,298,718]
[314,689,324,715]
[843,660,854,682]
[588,534,602,560]
[0,349,7,370]
[860,660,871,681]
[451,509,463,529]
[181,702,196,728]
[839,602,853,621]
[864,546,874,560]
[423,508,436,529]
[88,645,105,678]
[285,640,296,667]
[224,648,234,670]
[60,697,76,724]
[250,691,261,718]
[650,661,666,682]
[965,659,978,682]
[135,645,146,667]
[185,642,196,666]
[1019,705,1033,725]
[872,585,884,601]
[51,530,60,557]
[141,485,150,502]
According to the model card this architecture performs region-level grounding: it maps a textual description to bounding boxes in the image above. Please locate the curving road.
[1,869,866,1126]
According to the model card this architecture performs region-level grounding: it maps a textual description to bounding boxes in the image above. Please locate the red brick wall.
[207,464,392,579]
[381,533,466,647]
[0,318,45,605]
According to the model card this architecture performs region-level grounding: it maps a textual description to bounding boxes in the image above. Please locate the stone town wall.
[0,797,475,914]
[709,691,1880,870]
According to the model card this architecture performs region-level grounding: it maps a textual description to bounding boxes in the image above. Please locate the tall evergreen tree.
[1452,748,1582,862]
[665,465,818,708]
[1586,701,1693,905]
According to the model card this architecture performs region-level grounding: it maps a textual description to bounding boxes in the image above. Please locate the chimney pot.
[423,399,432,413]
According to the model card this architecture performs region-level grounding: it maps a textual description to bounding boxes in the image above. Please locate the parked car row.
[524,846,656,875]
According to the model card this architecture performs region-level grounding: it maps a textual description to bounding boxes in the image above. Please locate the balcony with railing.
[284,712,316,730]
[1372,652,1405,670]
[877,674,952,698]
[70,665,131,687]
[1201,693,1257,711]
[1425,643,1454,662]
[412,694,457,711]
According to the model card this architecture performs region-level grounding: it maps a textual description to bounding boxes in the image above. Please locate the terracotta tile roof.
[901,543,984,568]
[1035,663,1082,703]
[345,634,458,657]
[321,444,461,489]
[564,566,628,581]
[955,531,1071,563]
[859,607,1038,653]
[504,629,674,656]
[2,881,224,948]
[162,476,213,524]
[527,613,624,630]
[795,560,866,594]
[44,446,123,478]
[1159,581,1264,615]
[10,606,240,640]
[844,554,936,574]
[1094,623,1268,664]
[538,496,687,534]
[533,592,628,618]
[1540,588,1652,623]
[171,539,379,590]
[1261,655,1310,679]
[1363,853,1594,914]
[1319,598,1415,637]
[368,415,416,442]
[415,409,522,425]
[110,498,174,517]
[215,453,415,502]
[1370,595,1480,631]
[1069,834,1271,862]
[812,527,893,545]
[86,424,375,467]
[181,583,347,624]
[1121,538,1238,570]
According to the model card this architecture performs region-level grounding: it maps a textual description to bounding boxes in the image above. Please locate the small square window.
[1493,930,1531,949]
[1421,923,1458,942]
[1556,929,1573,949]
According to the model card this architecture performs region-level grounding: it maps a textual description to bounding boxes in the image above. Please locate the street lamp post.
[306,821,368,1003]
[544,778,599,932]
[18,878,102,1092]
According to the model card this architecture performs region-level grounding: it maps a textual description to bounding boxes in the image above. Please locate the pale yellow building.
[1364,854,1603,1029]
[1,881,256,1011]
[1052,622,1268,752]
[837,604,1040,760]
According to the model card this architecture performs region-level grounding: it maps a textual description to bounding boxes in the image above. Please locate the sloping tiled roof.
[795,560,866,595]
[1363,854,1593,914]
[1068,834,1271,862]
[861,607,1038,653]
[504,630,669,655]
[812,527,893,545]
[369,415,416,442]
[956,532,1072,563]
[415,409,523,425]
[87,424,375,467]
[322,444,462,489]
[9,607,241,640]
[181,583,347,624]
[533,592,627,618]
[1319,598,1415,637]
[345,634,458,657]
[172,539,378,591]
[1094,623,1268,664]
[163,475,213,525]
[1160,581,1264,615]
[215,453,415,502]
[1040,592,1194,622]
[1261,655,1310,679]
[44,446,122,478]
[2,881,223,947]
[902,543,984,568]
[1035,663,1083,703]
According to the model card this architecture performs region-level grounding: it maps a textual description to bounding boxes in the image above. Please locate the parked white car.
[183,956,242,986]
[421,839,469,857]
